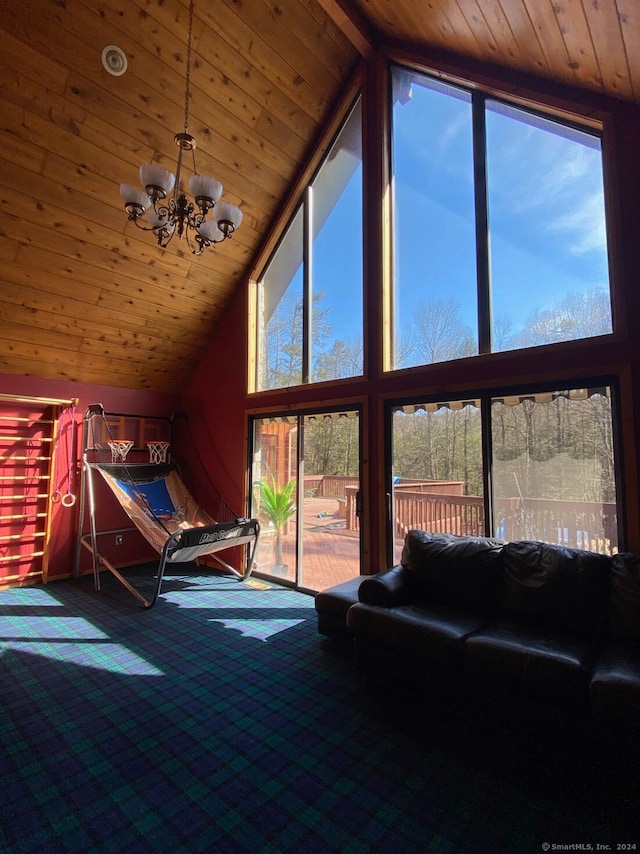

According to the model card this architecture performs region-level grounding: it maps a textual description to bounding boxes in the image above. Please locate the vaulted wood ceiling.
[1,0,638,393]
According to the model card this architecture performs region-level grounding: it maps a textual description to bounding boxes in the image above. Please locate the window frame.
[250,95,364,394]
[387,62,614,373]
[247,402,366,591]
[384,376,624,565]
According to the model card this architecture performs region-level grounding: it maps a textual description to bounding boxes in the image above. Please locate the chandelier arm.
[128,216,175,248]
[154,201,171,218]
[184,224,206,256]
[157,229,175,249]
[130,217,160,233]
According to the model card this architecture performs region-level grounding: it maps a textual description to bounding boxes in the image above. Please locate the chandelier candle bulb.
[139,164,175,200]
[189,175,223,210]
[147,209,176,239]
[215,201,243,236]
[119,184,151,217]
[198,220,225,243]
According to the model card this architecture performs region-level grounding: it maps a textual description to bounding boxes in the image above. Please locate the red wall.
[179,294,249,519]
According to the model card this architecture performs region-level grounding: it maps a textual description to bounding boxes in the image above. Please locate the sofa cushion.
[400,530,504,614]
[315,576,364,640]
[610,553,640,644]
[589,644,640,723]
[358,565,418,607]
[464,620,594,704]
[347,601,488,670]
[501,540,611,639]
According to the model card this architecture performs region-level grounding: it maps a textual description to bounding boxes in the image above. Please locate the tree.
[314,337,363,383]
[512,287,611,349]
[259,478,297,568]
[400,296,476,367]
[491,391,615,503]
[492,313,515,351]
[391,404,483,496]
[261,290,332,389]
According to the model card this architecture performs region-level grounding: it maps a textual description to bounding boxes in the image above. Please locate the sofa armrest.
[358,565,417,607]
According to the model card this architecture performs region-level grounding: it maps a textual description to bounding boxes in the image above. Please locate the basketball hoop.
[147,441,170,465]
[108,440,134,463]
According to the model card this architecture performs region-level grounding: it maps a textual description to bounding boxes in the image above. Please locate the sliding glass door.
[389,399,484,564]
[250,409,361,591]
[388,385,620,564]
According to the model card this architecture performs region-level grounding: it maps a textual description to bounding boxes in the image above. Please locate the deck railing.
[306,476,618,554]
[304,475,359,499]
[390,490,617,554]
[393,491,484,539]
[493,496,618,554]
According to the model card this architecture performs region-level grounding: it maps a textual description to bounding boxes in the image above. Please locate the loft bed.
[75,404,260,609]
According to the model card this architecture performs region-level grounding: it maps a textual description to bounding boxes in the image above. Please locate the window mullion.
[302,187,312,384]
[256,280,264,392]
[480,393,494,537]
[472,93,492,355]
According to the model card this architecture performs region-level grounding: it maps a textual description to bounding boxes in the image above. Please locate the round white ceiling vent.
[102,45,128,77]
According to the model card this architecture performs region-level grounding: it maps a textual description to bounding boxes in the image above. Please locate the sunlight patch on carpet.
[243,579,273,590]
[1,642,164,675]
[209,618,306,641]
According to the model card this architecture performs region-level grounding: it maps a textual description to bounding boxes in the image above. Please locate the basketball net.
[108,440,134,463]
[147,441,170,464]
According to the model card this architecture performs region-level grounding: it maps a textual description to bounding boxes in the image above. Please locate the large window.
[389,385,619,563]
[259,209,304,389]
[255,99,363,391]
[390,66,612,370]
[491,388,617,549]
[391,73,477,368]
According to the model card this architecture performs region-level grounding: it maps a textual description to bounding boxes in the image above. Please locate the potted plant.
[259,478,297,574]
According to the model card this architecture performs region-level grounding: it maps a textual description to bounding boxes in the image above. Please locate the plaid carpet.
[0,566,638,853]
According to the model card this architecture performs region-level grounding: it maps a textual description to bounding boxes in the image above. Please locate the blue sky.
[393,76,611,338]
[298,71,611,358]
[312,165,363,345]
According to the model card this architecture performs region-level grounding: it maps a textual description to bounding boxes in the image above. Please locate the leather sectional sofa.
[315,530,640,725]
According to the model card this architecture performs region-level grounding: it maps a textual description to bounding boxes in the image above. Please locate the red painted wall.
[179,293,249,519]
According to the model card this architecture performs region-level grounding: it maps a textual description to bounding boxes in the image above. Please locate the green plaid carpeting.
[0,566,637,853]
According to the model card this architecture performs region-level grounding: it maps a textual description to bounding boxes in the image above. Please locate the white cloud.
[547,191,608,255]
[489,128,606,255]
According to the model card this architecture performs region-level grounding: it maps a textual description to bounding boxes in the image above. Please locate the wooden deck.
[254,496,362,592]
[252,486,618,593]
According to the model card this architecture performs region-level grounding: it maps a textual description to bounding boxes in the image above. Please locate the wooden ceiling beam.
[314,0,378,59]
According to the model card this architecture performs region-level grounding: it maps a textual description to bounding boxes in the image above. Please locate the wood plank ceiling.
[1,0,638,393]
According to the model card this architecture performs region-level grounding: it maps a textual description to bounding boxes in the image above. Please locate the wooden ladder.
[0,395,74,588]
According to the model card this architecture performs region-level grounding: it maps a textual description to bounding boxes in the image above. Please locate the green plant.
[259,478,297,567]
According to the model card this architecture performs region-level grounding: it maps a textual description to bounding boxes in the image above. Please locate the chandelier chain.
[184,0,194,134]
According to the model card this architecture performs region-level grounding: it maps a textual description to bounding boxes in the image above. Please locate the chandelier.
[119,0,242,255]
